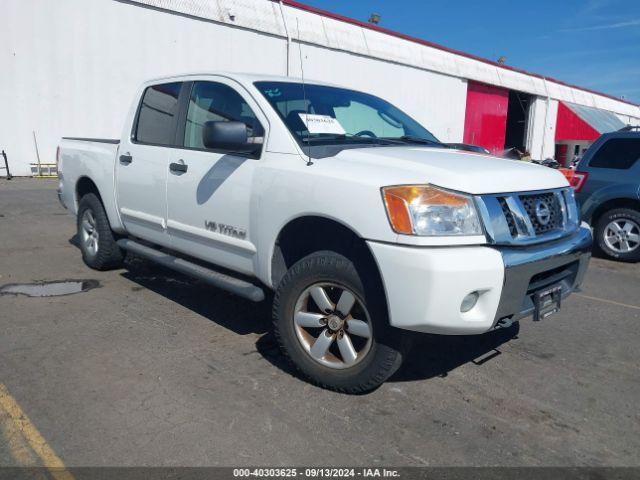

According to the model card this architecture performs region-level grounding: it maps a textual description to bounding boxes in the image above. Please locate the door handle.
[169,161,188,173]
[119,154,133,165]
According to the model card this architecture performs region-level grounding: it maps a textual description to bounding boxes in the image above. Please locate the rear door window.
[589,138,640,169]
[134,82,183,145]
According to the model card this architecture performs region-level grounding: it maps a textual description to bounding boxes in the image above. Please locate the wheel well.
[271,216,385,294]
[76,177,102,206]
[591,198,640,225]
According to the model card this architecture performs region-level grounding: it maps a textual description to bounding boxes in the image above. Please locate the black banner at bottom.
[0,467,638,480]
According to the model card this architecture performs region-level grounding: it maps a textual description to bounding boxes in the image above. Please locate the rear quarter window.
[589,138,640,170]
[134,82,183,145]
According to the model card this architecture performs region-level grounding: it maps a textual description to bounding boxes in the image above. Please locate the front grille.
[520,192,563,234]
[480,188,574,244]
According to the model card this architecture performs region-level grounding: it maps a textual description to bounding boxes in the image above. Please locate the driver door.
[166,79,267,276]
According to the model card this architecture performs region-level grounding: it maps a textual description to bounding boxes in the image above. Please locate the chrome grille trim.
[504,195,536,237]
[476,188,579,246]
[555,190,568,227]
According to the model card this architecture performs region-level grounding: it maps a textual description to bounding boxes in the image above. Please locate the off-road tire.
[273,250,409,394]
[594,208,640,262]
[77,193,124,270]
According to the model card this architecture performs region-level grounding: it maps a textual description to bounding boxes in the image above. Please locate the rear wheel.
[77,193,124,270]
[273,251,409,393]
[595,208,640,262]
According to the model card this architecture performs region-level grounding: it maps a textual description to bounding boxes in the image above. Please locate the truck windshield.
[254,81,441,148]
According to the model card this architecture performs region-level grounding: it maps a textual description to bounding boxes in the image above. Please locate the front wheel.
[595,208,640,262]
[273,251,409,393]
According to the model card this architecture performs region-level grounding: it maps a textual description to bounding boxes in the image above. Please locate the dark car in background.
[571,127,640,262]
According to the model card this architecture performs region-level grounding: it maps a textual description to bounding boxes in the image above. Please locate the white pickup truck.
[58,73,592,393]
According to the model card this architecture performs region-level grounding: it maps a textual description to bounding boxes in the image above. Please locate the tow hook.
[495,317,514,329]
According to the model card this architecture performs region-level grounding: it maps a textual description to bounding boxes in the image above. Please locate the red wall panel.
[463,81,509,155]
[555,102,600,141]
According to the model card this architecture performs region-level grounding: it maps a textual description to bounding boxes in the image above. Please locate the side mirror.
[202,121,259,155]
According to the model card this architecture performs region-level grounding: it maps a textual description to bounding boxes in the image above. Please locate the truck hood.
[330,146,568,195]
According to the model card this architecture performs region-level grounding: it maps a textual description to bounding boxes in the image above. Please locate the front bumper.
[494,224,591,324]
[367,225,592,335]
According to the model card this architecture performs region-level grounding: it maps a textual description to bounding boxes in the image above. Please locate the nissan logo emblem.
[535,199,552,226]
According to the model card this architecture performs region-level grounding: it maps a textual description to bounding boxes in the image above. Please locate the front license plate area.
[533,285,562,322]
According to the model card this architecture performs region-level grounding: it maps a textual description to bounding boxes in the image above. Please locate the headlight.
[382,185,482,236]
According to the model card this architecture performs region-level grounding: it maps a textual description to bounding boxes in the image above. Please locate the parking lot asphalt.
[0,178,639,467]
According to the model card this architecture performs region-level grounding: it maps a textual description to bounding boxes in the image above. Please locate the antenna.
[296,18,313,166]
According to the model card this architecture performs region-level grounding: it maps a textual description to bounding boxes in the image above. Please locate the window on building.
[590,138,640,169]
[184,82,263,149]
[134,82,182,145]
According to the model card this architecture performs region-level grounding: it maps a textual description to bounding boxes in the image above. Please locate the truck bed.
[61,137,120,144]
[57,136,123,231]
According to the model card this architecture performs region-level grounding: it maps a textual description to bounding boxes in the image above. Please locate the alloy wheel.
[293,282,373,369]
[604,218,640,253]
[80,209,99,256]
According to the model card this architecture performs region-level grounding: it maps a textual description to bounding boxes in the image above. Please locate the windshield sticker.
[264,88,282,98]
[298,114,346,135]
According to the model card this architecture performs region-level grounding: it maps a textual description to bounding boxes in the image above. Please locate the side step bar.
[117,239,265,302]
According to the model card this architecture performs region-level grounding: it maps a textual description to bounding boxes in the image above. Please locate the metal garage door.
[463,81,509,155]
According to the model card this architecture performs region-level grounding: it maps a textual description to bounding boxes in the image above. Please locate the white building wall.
[616,114,640,127]
[0,0,288,176]
[527,97,559,161]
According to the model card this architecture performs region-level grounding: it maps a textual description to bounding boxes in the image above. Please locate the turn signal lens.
[570,171,589,193]
[382,188,414,234]
[382,185,482,236]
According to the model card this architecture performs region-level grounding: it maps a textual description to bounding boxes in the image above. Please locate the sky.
[300,0,640,104]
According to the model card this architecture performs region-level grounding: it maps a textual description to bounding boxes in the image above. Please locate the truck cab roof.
[142,71,340,89]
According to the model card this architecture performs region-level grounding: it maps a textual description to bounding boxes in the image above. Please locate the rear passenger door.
[116,82,184,247]
[166,79,267,276]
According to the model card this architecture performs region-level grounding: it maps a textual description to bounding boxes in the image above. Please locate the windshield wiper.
[302,134,402,145]
[384,136,450,147]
